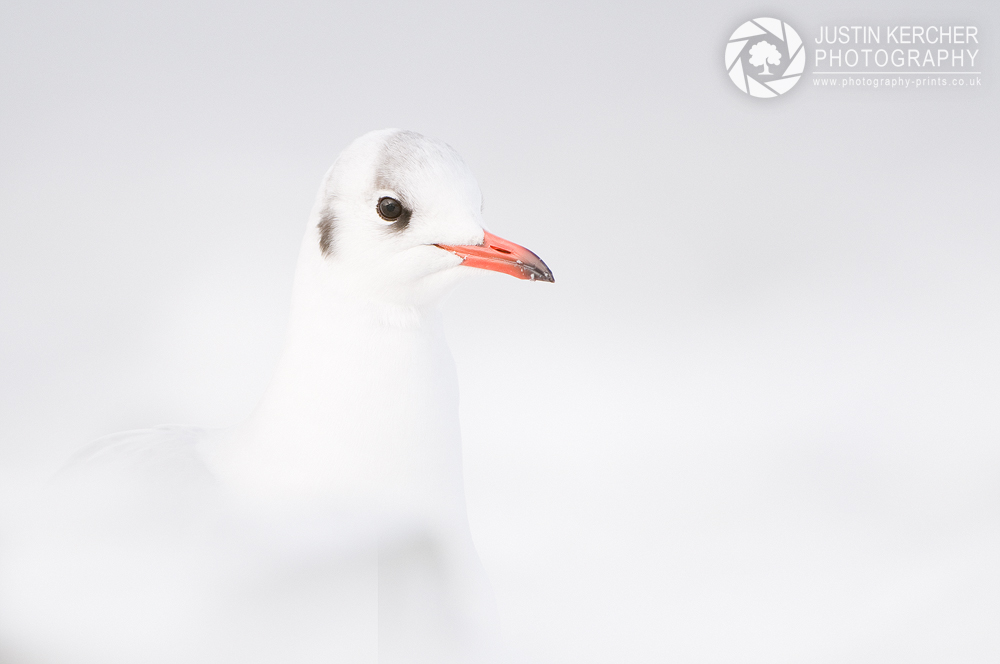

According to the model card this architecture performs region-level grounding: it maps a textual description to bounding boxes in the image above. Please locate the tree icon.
[748,40,781,76]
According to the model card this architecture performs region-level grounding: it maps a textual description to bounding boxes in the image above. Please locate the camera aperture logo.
[726,18,806,97]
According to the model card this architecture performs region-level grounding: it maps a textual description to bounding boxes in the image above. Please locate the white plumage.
[0,129,553,664]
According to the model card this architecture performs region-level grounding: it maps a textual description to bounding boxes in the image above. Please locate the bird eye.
[377,197,404,221]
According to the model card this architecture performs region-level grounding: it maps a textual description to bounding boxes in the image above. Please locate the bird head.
[306,129,553,307]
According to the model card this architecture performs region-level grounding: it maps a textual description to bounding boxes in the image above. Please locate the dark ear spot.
[318,207,337,256]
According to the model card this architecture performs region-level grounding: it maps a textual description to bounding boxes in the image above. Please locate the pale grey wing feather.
[54,426,225,530]
[64,425,216,476]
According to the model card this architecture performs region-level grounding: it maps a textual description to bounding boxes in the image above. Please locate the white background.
[1,1,998,661]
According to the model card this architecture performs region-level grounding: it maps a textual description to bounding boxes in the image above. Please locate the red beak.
[436,230,554,283]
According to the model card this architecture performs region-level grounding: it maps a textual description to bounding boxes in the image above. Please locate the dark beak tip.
[525,263,555,283]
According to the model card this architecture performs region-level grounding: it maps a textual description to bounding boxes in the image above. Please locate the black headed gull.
[0,129,553,664]
[205,128,552,506]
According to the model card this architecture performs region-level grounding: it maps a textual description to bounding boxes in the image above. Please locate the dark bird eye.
[377,197,404,221]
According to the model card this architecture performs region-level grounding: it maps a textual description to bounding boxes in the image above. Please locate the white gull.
[0,129,553,664]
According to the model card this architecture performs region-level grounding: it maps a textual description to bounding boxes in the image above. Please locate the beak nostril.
[490,245,512,255]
